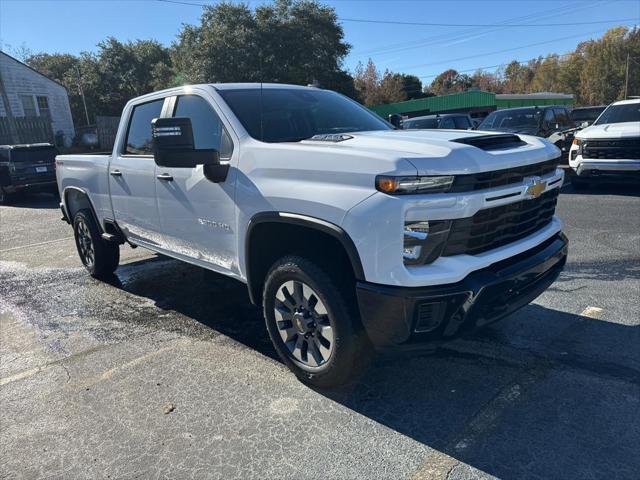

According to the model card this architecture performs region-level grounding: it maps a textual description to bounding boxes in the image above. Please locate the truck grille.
[449,157,560,192]
[443,188,559,256]
[583,138,640,160]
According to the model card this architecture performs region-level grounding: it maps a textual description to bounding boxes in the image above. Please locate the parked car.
[402,113,474,130]
[570,105,606,128]
[478,106,576,162]
[569,98,640,188]
[56,83,567,387]
[0,143,58,203]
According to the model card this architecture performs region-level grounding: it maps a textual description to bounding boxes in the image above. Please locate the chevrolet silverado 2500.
[56,84,568,387]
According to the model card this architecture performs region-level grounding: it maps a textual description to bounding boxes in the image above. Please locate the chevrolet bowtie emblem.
[524,176,546,199]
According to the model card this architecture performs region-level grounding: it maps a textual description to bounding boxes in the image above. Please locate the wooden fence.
[96,116,120,150]
[0,117,54,145]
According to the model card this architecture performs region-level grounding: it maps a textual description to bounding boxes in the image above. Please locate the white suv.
[569,98,640,188]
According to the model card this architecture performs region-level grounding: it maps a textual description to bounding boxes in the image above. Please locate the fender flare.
[245,212,365,304]
[62,186,103,232]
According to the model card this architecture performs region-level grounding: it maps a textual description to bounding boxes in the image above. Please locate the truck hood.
[575,122,640,140]
[300,129,560,175]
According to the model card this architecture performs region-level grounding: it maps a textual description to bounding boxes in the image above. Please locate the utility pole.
[624,53,630,100]
[75,65,90,126]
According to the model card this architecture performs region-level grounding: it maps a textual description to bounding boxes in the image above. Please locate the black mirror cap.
[152,117,220,168]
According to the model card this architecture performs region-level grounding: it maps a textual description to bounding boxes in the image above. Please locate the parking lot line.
[0,237,72,253]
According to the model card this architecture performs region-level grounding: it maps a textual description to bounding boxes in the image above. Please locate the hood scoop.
[453,134,526,151]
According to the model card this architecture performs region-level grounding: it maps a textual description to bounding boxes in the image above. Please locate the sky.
[1,0,639,83]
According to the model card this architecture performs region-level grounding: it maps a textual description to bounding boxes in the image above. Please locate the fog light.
[403,245,422,261]
[403,220,451,265]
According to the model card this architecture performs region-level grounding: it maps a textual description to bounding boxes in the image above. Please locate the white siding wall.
[0,52,75,144]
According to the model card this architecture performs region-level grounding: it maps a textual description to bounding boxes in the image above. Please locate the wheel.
[73,209,120,277]
[263,256,366,388]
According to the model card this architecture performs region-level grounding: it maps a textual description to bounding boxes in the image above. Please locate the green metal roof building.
[370,90,574,119]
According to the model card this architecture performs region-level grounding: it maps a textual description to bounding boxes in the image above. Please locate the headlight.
[403,220,451,265]
[571,138,583,153]
[376,175,454,194]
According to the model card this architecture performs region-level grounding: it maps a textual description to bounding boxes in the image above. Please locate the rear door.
[109,98,166,244]
[154,93,238,275]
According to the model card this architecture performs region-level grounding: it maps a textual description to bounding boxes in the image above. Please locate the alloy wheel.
[273,280,335,367]
[76,219,95,268]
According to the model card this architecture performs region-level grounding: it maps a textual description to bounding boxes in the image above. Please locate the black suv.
[478,106,576,162]
[570,105,606,127]
[0,143,58,203]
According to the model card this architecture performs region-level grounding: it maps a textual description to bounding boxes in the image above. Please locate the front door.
[154,93,239,276]
[109,98,166,244]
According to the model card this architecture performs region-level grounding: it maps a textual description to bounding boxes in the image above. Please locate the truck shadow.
[108,254,640,480]
[1,192,59,209]
[561,181,640,197]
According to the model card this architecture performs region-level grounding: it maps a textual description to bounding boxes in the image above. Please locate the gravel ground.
[1,182,639,480]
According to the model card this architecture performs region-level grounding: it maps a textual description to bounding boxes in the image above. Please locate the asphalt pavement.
[1,182,639,480]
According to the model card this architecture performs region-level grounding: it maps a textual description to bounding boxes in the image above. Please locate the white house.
[0,51,75,145]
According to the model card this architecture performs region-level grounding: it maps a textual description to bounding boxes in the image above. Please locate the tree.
[394,74,424,99]
[379,71,407,104]
[27,39,176,125]
[429,69,472,96]
[529,54,561,93]
[353,60,408,106]
[579,27,639,104]
[471,70,502,93]
[173,0,354,96]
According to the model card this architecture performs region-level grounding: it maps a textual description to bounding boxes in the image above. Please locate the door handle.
[156,173,173,182]
[110,169,122,177]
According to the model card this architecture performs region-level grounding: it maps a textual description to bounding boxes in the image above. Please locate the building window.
[36,96,51,119]
[20,95,37,117]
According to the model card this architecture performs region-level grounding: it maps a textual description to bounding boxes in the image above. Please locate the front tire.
[263,256,365,388]
[73,209,119,278]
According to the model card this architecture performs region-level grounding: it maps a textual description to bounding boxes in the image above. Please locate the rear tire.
[73,209,119,278]
[263,256,366,388]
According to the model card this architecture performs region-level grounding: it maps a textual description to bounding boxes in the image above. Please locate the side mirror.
[580,121,589,128]
[152,117,219,168]
[388,114,402,128]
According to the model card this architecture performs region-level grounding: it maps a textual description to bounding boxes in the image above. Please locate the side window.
[125,99,164,155]
[453,116,471,129]
[440,117,455,129]
[554,108,573,128]
[543,109,556,130]
[174,95,233,160]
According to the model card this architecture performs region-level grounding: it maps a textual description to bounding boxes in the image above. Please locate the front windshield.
[594,103,640,125]
[218,88,392,142]
[479,109,541,130]
[403,118,440,129]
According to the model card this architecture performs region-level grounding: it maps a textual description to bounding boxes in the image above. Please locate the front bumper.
[356,233,568,348]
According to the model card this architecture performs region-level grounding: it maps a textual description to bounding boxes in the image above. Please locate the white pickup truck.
[569,98,640,188]
[56,83,568,387]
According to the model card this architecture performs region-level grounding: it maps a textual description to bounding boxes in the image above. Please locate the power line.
[155,0,636,28]
[395,26,633,71]
[340,17,636,28]
[352,0,607,57]
[417,51,575,80]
